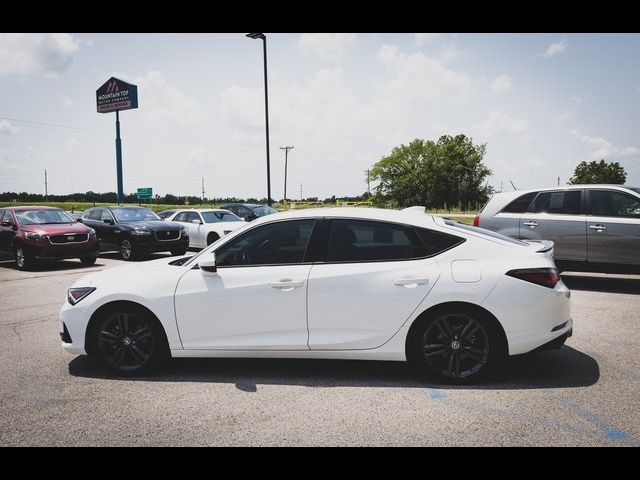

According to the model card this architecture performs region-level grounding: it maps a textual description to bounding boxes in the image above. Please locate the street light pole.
[246,33,272,206]
[280,146,294,206]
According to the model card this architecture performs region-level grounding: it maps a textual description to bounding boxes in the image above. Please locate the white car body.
[166,209,244,249]
[60,207,572,373]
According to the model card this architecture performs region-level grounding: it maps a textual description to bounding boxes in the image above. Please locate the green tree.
[569,160,627,185]
[369,135,491,210]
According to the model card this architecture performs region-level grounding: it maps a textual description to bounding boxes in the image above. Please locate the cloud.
[539,39,567,58]
[58,93,74,108]
[0,119,19,135]
[555,96,582,124]
[133,71,200,126]
[574,131,640,160]
[491,74,513,93]
[0,33,80,79]
[298,33,356,62]
[475,110,529,136]
[414,33,440,46]
[376,44,471,102]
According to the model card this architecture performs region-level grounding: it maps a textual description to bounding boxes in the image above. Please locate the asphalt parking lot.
[0,253,638,446]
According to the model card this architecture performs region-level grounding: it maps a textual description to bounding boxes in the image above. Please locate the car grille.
[155,230,180,241]
[49,233,89,244]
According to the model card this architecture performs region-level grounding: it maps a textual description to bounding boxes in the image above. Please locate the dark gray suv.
[476,185,640,273]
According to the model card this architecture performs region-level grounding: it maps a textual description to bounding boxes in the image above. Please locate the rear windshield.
[443,219,528,246]
[16,209,75,225]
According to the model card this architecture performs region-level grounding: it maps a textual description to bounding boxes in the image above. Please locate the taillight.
[506,268,560,288]
[473,215,480,227]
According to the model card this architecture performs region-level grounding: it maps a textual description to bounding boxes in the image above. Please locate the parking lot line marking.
[429,389,448,400]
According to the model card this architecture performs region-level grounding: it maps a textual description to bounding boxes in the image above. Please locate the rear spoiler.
[523,239,554,254]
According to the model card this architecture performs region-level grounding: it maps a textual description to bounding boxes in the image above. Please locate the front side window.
[252,206,278,217]
[325,219,421,263]
[202,211,243,223]
[589,190,640,218]
[186,212,201,223]
[216,219,316,267]
[101,210,114,222]
[16,209,75,225]
[86,209,101,221]
[1,210,12,224]
[112,208,160,222]
[531,190,582,215]
[501,192,537,213]
[173,212,189,223]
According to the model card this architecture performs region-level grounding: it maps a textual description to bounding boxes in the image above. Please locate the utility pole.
[201,177,206,204]
[44,170,48,200]
[280,146,294,205]
[300,182,303,201]
[557,176,560,186]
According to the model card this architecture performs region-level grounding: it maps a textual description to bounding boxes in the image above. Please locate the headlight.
[67,287,96,305]
[25,232,44,240]
[88,228,96,238]
[132,227,151,235]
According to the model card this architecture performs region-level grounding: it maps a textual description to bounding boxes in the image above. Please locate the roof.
[493,184,638,197]
[171,208,231,213]
[221,203,264,208]
[4,205,60,211]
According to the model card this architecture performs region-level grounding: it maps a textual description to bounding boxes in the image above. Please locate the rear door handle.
[270,280,305,291]
[523,221,538,228]
[393,277,429,288]
[589,224,607,231]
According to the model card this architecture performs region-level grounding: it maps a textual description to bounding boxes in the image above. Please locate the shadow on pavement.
[69,345,599,391]
[0,258,107,272]
[561,273,640,295]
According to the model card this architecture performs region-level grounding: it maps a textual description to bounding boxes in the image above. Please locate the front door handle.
[393,277,429,288]
[270,280,304,291]
[589,224,607,232]
[523,221,538,228]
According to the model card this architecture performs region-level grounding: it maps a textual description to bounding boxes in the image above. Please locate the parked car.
[166,209,245,248]
[60,207,572,383]
[157,209,178,220]
[65,211,84,221]
[219,203,278,221]
[80,206,189,261]
[476,185,640,273]
[0,206,98,270]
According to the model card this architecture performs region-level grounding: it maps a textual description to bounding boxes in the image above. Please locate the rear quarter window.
[501,192,537,213]
[414,227,465,257]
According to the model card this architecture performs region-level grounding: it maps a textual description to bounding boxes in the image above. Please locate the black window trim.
[525,189,586,215]
[586,188,640,218]
[315,217,466,265]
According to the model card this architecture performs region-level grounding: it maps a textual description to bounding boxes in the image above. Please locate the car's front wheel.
[120,238,136,261]
[408,306,503,384]
[90,305,169,375]
[14,245,32,271]
[206,232,220,246]
[80,256,97,266]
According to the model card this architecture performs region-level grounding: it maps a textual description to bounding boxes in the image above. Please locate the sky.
[0,32,639,200]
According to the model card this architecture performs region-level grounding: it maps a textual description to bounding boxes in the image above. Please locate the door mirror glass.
[199,254,217,274]
[76,218,83,223]
[0,221,11,227]
[191,219,202,224]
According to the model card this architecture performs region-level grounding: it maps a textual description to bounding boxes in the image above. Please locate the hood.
[209,221,245,231]
[73,255,182,288]
[21,223,91,235]
[119,220,182,231]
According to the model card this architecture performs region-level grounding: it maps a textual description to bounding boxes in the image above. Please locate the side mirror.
[103,219,113,225]
[0,221,11,227]
[191,219,202,225]
[199,254,217,275]
[76,218,83,223]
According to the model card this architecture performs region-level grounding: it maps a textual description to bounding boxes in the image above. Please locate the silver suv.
[476,185,640,273]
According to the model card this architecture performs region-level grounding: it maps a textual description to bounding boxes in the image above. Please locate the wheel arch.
[405,301,508,361]
[84,300,170,357]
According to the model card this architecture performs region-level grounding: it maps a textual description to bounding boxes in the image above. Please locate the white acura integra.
[60,207,572,383]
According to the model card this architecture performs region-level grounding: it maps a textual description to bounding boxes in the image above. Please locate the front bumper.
[59,300,90,355]
[30,239,99,260]
[133,234,189,253]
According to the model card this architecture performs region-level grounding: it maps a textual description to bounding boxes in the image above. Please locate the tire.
[14,245,32,271]
[80,256,97,266]
[89,304,169,375]
[170,248,187,256]
[206,232,220,246]
[119,238,136,261]
[407,306,504,384]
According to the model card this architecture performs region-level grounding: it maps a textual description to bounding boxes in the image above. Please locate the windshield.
[444,219,528,246]
[112,208,160,222]
[202,211,243,223]
[16,209,75,225]
[627,187,640,195]
[252,205,277,217]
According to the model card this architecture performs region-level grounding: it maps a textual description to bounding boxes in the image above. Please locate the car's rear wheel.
[206,232,220,246]
[80,256,97,266]
[408,306,503,384]
[14,245,32,271]
[91,306,168,375]
[120,238,136,261]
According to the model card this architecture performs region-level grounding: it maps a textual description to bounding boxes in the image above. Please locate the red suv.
[0,206,99,270]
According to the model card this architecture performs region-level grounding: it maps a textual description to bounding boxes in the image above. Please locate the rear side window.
[326,219,421,262]
[501,192,537,213]
[589,190,640,218]
[531,190,582,214]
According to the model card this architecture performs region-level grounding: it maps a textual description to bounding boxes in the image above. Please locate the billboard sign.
[96,77,139,114]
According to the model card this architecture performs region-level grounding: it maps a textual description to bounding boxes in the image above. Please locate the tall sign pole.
[96,77,139,204]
